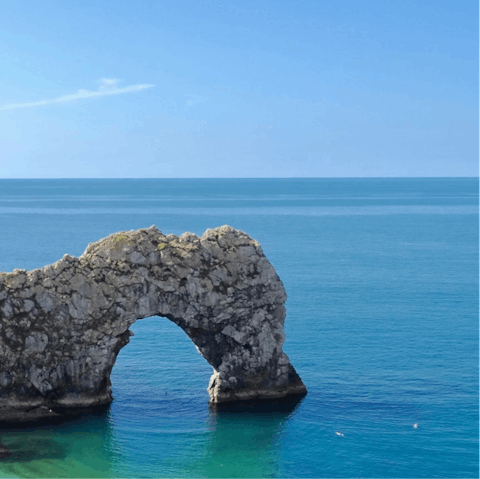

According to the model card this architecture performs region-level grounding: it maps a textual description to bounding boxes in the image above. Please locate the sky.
[0,0,477,178]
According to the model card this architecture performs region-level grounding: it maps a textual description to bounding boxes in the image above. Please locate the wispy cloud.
[0,78,154,111]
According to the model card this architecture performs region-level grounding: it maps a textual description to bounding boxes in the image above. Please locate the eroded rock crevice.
[0,225,307,422]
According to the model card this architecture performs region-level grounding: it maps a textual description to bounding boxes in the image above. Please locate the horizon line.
[0,176,478,180]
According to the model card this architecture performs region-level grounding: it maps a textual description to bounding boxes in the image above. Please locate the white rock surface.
[0,225,306,422]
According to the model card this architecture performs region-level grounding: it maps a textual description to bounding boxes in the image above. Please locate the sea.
[0,178,478,478]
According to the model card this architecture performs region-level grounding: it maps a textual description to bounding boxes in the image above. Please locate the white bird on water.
[413,423,418,429]
[335,431,344,436]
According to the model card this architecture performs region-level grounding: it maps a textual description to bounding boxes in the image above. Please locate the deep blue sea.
[0,178,478,478]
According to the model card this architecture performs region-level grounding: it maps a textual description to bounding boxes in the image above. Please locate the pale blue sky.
[0,0,477,178]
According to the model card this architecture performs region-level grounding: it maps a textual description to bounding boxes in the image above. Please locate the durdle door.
[0,225,307,422]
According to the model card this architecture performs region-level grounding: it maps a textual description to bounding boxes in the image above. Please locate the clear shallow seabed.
[0,178,478,478]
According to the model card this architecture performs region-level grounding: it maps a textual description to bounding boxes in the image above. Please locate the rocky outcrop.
[0,225,306,422]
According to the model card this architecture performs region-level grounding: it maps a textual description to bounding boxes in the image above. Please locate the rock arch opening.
[0,225,306,422]
[111,315,213,406]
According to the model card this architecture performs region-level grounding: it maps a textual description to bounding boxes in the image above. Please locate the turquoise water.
[0,178,478,478]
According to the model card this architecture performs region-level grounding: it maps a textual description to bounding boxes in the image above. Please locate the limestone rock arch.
[0,226,306,422]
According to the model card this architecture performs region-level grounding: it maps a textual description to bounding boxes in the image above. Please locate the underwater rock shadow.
[0,406,112,463]
[0,437,69,463]
[208,391,306,415]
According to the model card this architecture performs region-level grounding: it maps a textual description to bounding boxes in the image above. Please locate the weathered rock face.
[0,225,306,422]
